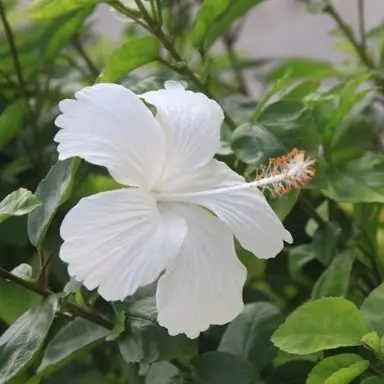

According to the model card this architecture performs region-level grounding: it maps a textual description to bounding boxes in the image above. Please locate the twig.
[0,266,113,329]
[357,0,366,50]
[223,33,248,95]
[110,0,238,130]
[72,35,99,79]
[0,266,192,373]
[299,193,325,226]
[324,1,384,88]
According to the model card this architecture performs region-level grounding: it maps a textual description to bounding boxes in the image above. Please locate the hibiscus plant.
[1,0,384,383]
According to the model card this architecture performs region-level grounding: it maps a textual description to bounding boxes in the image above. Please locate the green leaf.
[231,101,319,165]
[264,59,334,82]
[0,296,58,384]
[193,0,264,51]
[31,0,102,19]
[311,250,355,299]
[271,297,369,355]
[0,101,26,150]
[288,244,317,286]
[0,278,41,325]
[361,283,384,335]
[219,302,282,370]
[312,222,342,266]
[106,310,125,342]
[38,318,109,374]
[322,155,384,203]
[251,71,292,122]
[118,297,197,364]
[28,158,80,248]
[283,81,320,100]
[306,354,369,384]
[145,362,181,384]
[192,352,254,384]
[40,9,91,62]
[266,360,316,384]
[0,189,41,224]
[99,36,160,83]
[269,190,299,220]
[361,377,383,384]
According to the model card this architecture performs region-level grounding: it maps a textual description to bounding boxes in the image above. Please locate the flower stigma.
[156,148,316,201]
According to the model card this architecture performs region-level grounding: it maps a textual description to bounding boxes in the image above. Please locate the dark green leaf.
[31,0,102,19]
[192,351,254,384]
[145,362,181,384]
[38,317,109,374]
[100,36,160,83]
[0,189,41,224]
[0,296,58,384]
[361,378,383,384]
[311,249,355,299]
[288,244,317,286]
[0,101,26,150]
[266,360,316,384]
[219,302,282,370]
[118,297,197,364]
[306,354,369,384]
[361,283,384,335]
[271,297,369,354]
[28,158,80,248]
[312,222,342,266]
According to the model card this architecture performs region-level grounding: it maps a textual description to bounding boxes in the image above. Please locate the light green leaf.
[219,302,282,370]
[40,9,91,62]
[194,0,264,51]
[0,296,58,384]
[38,317,109,374]
[311,250,355,299]
[269,190,299,220]
[106,310,125,342]
[0,189,41,224]
[251,71,292,122]
[0,101,26,150]
[118,297,197,364]
[264,59,334,82]
[99,36,160,83]
[192,352,254,384]
[306,354,369,384]
[31,0,102,19]
[0,279,41,325]
[361,283,384,335]
[283,80,320,100]
[271,297,369,355]
[28,158,80,248]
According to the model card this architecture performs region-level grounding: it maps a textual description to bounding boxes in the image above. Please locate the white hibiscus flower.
[54,80,294,338]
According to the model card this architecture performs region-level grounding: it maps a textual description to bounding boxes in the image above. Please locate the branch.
[110,1,238,131]
[324,1,384,88]
[72,35,99,79]
[357,0,366,50]
[0,267,113,329]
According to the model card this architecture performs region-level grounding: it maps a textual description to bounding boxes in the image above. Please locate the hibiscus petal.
[163,160,292,259]
[60,189,187,301]
[55,83,166,189]
[156,203,246,338]
[141,81,224,182]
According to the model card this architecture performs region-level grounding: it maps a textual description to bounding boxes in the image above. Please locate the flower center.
[156,149,315,202]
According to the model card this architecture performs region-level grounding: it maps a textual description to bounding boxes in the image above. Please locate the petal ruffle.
[60,189,187,301]
[162,160,292,259]
[142,81,224,183]
[55,84,166,189]
[156,203,246,338]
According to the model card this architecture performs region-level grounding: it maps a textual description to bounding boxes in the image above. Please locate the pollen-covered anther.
[254,149,316,197]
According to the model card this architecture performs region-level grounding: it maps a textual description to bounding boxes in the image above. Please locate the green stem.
[324,1,384,88]
[0,0,40,164]
[72,35,99,79]
[357,0,366,50]
[0,266,192,374]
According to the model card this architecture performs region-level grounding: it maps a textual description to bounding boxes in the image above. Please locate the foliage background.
[1,0,384,383]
